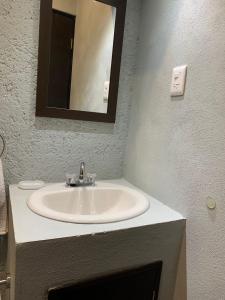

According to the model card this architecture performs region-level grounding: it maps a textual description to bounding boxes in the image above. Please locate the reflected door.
[48,10,75,109]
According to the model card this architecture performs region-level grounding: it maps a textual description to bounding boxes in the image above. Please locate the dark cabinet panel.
[48,262,162,300]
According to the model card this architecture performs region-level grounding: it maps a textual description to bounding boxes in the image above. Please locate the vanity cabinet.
[48,262,162,300]
[7,181,185,300]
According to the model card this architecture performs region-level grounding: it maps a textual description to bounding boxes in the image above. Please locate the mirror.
[36,0,127,123]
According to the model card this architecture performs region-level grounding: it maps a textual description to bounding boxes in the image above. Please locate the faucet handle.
[66,173,77,186]
[87,173,96,186]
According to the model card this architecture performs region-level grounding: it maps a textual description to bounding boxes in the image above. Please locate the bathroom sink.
[27,182,150,224]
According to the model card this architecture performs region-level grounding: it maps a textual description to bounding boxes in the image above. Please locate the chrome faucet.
[66,162,96,187]
[79,162,85,182]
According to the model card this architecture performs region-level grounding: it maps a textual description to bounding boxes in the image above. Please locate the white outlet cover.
[170,65,187,97]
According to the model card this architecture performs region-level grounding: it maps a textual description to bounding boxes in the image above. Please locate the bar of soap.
[18,181,45,190]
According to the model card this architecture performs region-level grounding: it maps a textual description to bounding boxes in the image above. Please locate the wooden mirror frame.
[36,0,127,123]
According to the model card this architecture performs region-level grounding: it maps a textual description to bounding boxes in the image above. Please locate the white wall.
[70,0,115,113]
[124,0,225,299]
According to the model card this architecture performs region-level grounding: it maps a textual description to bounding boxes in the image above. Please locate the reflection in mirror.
[36,0,127,122]
[48,0,116,114]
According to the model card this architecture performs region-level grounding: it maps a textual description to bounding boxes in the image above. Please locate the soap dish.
[18,181,45,190]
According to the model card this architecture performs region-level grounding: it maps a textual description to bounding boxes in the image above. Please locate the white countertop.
[9,179,184,244]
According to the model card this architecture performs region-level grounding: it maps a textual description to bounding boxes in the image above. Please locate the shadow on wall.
[126,1,188,299]
[34,118,115,135]
[126,0,185,189]
[137,0,185,74]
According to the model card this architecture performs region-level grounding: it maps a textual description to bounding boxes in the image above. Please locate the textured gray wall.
[124,0,225,299]
[0,0,140,184]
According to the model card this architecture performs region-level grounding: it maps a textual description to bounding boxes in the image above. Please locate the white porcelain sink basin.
[27,182,150,224]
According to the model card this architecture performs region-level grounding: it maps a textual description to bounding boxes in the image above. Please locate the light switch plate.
[103,81,110,101]
[170,65,187,97]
